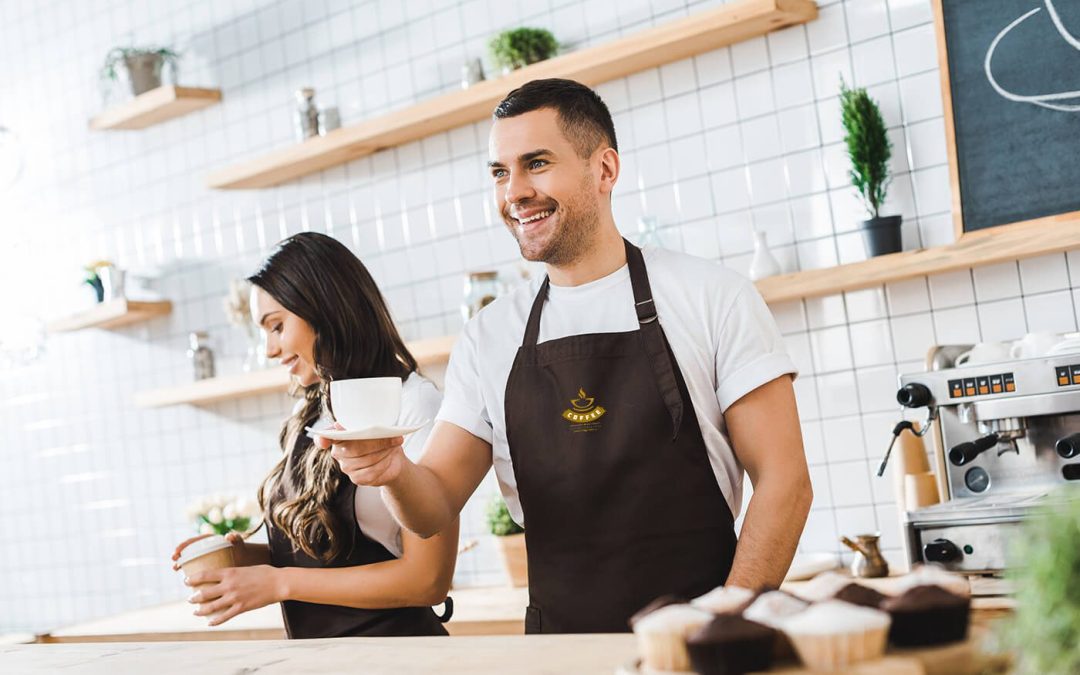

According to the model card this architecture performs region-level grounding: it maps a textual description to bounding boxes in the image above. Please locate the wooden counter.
[2,616,1010,675]
[40,586,528,643]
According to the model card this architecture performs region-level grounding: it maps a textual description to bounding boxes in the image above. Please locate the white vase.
[748,231,781,280]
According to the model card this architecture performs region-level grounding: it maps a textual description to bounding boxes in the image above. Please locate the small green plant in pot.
[489,27,559,73]
[840,79,901,257]
[486,494,528,587]
[1003,490,1080,674]
[101,46,180,97]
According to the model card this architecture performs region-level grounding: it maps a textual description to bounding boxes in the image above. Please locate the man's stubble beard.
[510,177,601,267]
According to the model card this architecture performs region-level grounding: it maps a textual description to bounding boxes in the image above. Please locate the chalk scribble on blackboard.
[984,0,1080,112]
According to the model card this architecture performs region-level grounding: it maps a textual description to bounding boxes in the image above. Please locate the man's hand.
[314,423,407,487]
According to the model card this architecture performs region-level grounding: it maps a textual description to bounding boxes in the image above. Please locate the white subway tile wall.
[2,0,1079,633]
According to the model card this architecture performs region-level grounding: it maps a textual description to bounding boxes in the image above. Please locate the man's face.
[488,108,605,266]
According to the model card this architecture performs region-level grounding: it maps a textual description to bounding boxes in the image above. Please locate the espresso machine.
[895,344,1080,579]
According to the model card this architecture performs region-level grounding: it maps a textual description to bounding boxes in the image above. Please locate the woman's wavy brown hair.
[248,232,418,562]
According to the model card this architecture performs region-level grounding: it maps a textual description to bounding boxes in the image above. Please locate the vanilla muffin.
[690,585,756,615]
[632,604,714,672]
[894,564,971,597]
[792,571,855,602]
[741,590,808,629]
[779,600,891,670]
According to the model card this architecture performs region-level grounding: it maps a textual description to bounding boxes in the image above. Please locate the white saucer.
[305,420,429,442]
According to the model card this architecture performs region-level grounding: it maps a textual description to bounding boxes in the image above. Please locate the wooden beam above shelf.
[133,334,457,408]
[47,299,173,333]
[206,0,818,189]
[90,86,222,130]
[754,216,1080,305]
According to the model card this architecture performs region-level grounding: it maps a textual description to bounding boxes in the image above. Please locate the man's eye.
[492,169,507,179]
[529,159,547,169]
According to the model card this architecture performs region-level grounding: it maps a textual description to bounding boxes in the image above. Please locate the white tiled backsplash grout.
[2,0,1079,633]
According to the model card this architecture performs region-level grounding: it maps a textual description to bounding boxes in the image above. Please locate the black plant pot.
[860,215,903,257]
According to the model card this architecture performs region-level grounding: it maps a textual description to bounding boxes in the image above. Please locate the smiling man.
[319,78,812,634]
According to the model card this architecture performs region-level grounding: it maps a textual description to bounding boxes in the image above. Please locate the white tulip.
[207,507,224,524]
[199,522,214,535]
[223,503,237,520]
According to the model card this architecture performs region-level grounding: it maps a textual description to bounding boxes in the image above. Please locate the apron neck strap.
[521,239,653,347]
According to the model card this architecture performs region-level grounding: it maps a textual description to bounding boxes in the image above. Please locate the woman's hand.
[171,531,248,571]
[185,564,286,626]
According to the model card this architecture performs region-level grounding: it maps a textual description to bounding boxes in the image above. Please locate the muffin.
[778,600,891,670]
[894,564,971,597]
[629,594,687,629]
[832,582,888,609]
[881,584,970,647]
[686,614,776,675]
[632,604,714,672]
[740,590,808,664]
[792,570,854,602]
[741,590,808,629]
[690,585,755,615]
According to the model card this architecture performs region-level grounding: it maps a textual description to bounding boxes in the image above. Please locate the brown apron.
[504,239,738,634]
[268,432,450,638]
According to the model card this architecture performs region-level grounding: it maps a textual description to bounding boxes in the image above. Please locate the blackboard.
[937,0,1080,235]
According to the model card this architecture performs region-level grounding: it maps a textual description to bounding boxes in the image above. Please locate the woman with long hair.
[171,232,458,638]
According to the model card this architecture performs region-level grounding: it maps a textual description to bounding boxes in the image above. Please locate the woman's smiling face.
[250,285,319,387]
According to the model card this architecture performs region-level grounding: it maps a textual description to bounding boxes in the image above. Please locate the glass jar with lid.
[462,271,500,322]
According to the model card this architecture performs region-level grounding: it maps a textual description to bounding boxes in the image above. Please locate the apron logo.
[562,388,606,430]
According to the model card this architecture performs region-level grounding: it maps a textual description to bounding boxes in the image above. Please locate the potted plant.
[185,494,260,536]
[101,46,180,97]
[840,80,901,257]
[1003,490,1080,673]
[489,27,559,74]
[486,494,527,587]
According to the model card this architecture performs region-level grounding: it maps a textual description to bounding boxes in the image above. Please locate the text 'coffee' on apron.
[504,239,738,634]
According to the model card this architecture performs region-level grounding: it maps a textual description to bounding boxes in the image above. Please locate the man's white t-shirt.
[436,246,798,524]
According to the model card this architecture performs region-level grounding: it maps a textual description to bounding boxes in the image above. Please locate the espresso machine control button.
[924,538,962,564]
[1057,433,1080,459]
[948,433,1000,466]
[897,383,932,408]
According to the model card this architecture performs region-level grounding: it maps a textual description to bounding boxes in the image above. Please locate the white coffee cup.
[1047,335,1080,356]
[329,377,402,429]
[955,341,1012,366]
[1010,332,1063,359]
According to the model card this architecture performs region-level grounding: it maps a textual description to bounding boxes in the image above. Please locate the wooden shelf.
[48,299,173,333]
[133,334,458,408]
[754,216,1080,304]
[90,86,222,130]
[206,0,817,189]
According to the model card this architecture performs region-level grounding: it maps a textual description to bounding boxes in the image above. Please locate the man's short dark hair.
[493,78,618,157]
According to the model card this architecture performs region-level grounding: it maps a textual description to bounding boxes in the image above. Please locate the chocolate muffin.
[833,582,888,609]
[686,614,776,675]
[881,584,970,647]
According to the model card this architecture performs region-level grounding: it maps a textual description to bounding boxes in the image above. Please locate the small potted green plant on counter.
[1003,489,1080,673]
[489,27,559,74]
[840,79,901,257]
[101,45,180,97]
[487,494,527,587]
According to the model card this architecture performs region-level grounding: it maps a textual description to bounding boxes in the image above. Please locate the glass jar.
[187,331,215,381]
[462,271,500,322]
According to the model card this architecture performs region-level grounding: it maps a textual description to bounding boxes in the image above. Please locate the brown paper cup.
[180,544,235,587]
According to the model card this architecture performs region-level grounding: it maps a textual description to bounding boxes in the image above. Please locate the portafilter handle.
[949,433,1000,466]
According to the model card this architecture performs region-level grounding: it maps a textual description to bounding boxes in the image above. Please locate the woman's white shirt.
[349,373,441,558]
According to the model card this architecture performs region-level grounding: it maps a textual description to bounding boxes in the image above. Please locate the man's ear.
[596,147,620,195]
